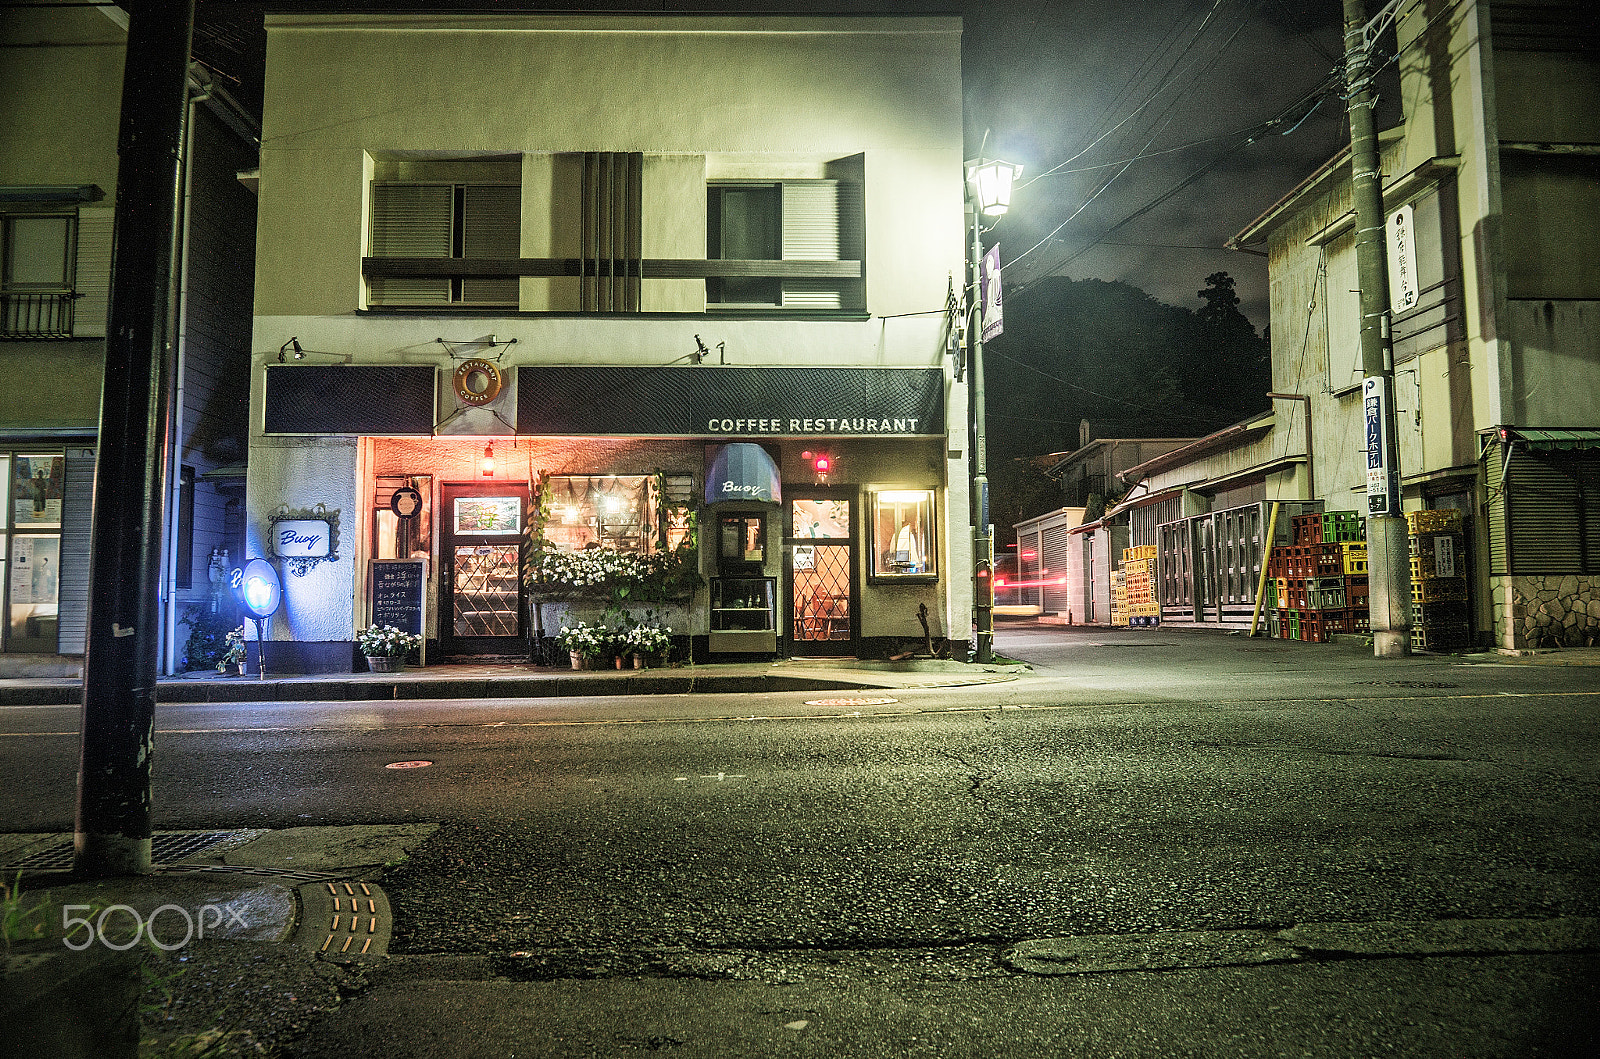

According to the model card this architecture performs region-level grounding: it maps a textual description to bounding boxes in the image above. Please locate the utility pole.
[1342,0,1412,658]
[75,0,196,877]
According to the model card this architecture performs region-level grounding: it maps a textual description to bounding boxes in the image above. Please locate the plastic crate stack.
[1122,545,1160,626]
[1268,512,1369,642]
[1109,569,1127,627]
[1408,509,1469,650]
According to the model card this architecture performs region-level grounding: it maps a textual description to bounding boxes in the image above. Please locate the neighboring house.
[0,4,258,676]
[1005,506,1085,619]
[1227,0,1600,650]
[248,13,968,671]
[1044,423,1198,509]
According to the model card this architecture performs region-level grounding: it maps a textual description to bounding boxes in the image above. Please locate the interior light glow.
[245,576,272,611]
[877,490,929,503]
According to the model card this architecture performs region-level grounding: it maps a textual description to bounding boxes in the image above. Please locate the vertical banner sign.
[980,244,1004,342]
[1386,204,1418,315]
[370,559,427,665]
[1364,377,1398,516]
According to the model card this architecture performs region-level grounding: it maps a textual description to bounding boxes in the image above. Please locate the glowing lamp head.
[968,159,1022,217]
[245,576,272,611]
[236,558,282,620]
[480,444,495,477]
[812,454,831,475]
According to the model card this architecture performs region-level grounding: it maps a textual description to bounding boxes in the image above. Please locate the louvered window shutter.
[1509,454,1582,573]
[74,208,114,337]
[781,180,862,310]
[369,184,452,305]
[461,184,520,305]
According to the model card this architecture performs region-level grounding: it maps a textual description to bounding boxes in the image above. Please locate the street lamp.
[964,157,1021,664]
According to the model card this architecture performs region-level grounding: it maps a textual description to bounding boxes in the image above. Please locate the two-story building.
[0,3,258,676]
[1227,0,1600,650]
[247,13,970,671]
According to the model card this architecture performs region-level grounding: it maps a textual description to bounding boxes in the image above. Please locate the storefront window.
[541,475,658,555]
[7,453,65,651]
[870,489,936,579]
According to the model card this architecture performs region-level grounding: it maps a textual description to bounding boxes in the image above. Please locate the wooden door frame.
[439,481,529,657]
[783,487,858,656]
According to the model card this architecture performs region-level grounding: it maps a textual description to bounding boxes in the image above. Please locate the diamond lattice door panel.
[794,544,851,642]
[453,544,520,637]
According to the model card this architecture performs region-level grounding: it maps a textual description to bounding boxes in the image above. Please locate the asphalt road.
[4,627,1598,1056]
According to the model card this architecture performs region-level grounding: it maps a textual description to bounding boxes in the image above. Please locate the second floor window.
[707,180,863,312]
[2,214,75,338]
[369,182,519,307]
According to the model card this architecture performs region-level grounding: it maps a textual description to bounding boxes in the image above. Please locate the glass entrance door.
[440,483,527,657]
[787,494,854,655]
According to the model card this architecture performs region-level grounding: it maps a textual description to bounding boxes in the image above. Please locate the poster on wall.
[12,455,65,528]
[9,535,60,605]
[0,455,9,530]
[454,496,521,536]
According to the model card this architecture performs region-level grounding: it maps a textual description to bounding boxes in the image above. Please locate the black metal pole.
[74,0,196,877]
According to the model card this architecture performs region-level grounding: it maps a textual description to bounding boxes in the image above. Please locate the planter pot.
[570,650,584,670]
[632,652,646,669]
[614,655,624,670]
[221,662,242,677]
[366,654,404,673]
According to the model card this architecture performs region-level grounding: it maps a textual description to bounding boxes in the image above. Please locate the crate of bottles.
[1412,623,1469,650]
[1322,511,1364,543]
[1413,576,1467,604]
[1292,514,1323,545]
[1410,533,1464,578]
[1406,509,1463,535]
[1307,576,1347,610]
[1123,545,1157,563]
[1342,542,1368,575]
[1414,600,1469,627]
[1346,575,1369,611]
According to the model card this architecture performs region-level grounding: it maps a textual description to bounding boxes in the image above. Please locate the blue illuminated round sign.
[239,557,282,619]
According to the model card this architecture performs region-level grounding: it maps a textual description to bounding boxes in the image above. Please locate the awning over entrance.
[1490,427,1600,451]
[705,443,781,505]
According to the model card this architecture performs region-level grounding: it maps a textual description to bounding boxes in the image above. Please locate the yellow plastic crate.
[1406,509,1463,535]
[1342,542,1368,575]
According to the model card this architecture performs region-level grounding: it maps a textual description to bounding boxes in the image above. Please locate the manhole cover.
[385,760,433,769]
[803,697,899,707]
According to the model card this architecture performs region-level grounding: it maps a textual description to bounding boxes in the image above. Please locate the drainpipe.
[1267,393,1314,501]
[162,72,207,675]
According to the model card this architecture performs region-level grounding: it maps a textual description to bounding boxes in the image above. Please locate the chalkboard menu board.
[370,559,427,664]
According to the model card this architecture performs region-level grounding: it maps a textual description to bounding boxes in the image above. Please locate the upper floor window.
[1,214,76,338]
[368,182,520,307]
[707,180,863,312]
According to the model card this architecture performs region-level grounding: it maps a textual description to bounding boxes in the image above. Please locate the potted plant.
[356,624,423,672]
[216,626,247,676]
[624,616,672,668]
[555,621,607,670]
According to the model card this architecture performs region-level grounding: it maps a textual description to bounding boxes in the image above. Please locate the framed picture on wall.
[12,455,65,529]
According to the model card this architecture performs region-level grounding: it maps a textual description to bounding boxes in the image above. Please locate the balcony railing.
[1,290,75,338]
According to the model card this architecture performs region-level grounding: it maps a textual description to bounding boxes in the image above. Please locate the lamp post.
[964,157,1020,664]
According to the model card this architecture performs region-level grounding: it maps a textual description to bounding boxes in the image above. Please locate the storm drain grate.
[1,831,245,872]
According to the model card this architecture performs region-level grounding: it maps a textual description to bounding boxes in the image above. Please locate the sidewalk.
[0,655,1030,707]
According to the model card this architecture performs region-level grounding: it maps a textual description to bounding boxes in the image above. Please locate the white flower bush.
[624,620,672,654]
[554,620,611,659]
[357,624,424,658]
[529,547,657,589]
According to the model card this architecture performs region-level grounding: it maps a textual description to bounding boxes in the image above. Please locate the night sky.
[190,0,1370,329]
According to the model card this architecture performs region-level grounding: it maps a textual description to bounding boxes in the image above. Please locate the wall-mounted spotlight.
[481,444,495,478]
[277,337,303,363]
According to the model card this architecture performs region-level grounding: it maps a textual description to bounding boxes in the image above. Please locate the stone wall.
[1496,575,1600,649]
